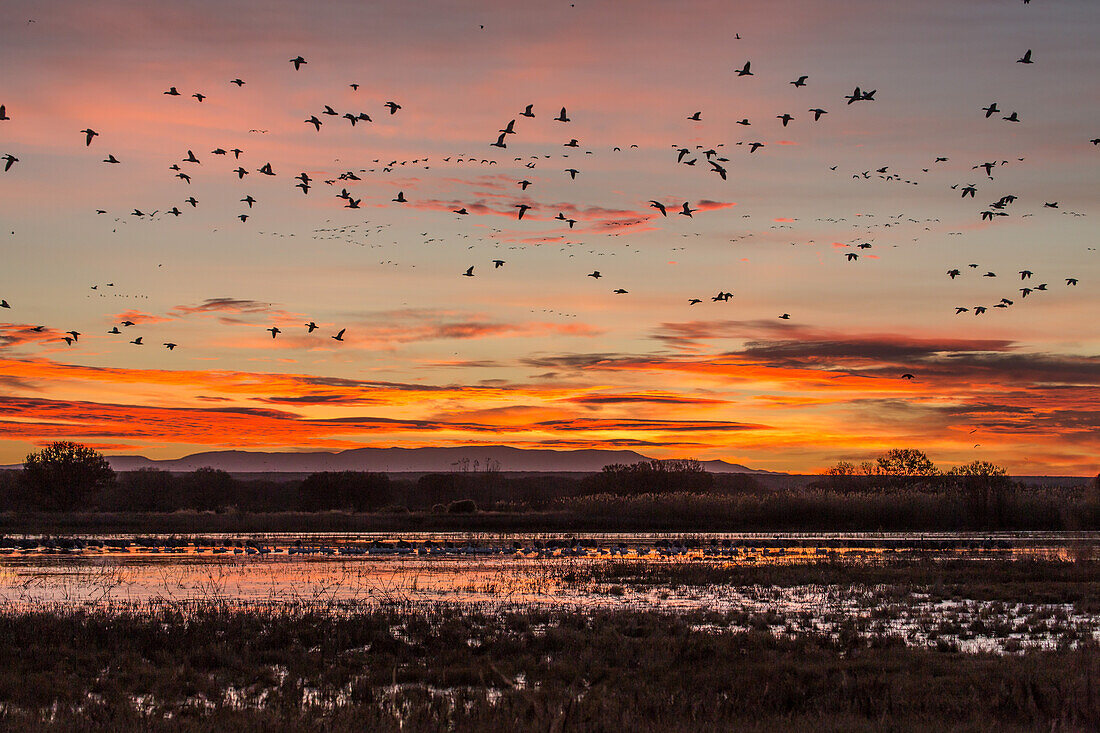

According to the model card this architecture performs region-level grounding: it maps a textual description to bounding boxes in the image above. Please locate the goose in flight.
[555,107,570,122]
[258,162,274,176]
[305,322,319,333]
[305,115,322,131]
[462,266,475,277]
[0,105,8,120]
[983,102,999,118]
[393,191,407,203]
[230,78,245,86]
[520,104,535,118]
[290,56,307,70]
[778,313,791,320]
[809,108,827,121]
[687,111,702,121]
[1019,270,1033,279]
[519,180,532,190]
[192,93,205,102]
[565,168,579,179]
[790,75,808,87]
[588,271,601,279]
[130,337,143,345]
[384,101,401,114]
[107,327,121,334]
[332,328,346,342]
[947,269,961,278]
[678,202,696,217]
[649,201,667,216]
[493,260,505,268]
[500,119,517,135]
[955,307,969,314]
[613,288,628,294]
[1017,49,1033,64]
[735,61,753,76]
[688,298,702,305]
[267,327,281,338]
[1066,278,1078,286]
[80,128,98,146]
[516,204,531,219]
[164,87,180,96]
[901,374,914,380]
[709,161,727,180]
[163,343,177,350]
[103,154,120,164]
[1003,111,1020,123]
[748,142,764,153]
[2,154,18,171]
[777,113,793,126]
[491,132,507,148]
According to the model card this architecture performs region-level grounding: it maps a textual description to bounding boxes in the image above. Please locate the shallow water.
[2,531,1096,653]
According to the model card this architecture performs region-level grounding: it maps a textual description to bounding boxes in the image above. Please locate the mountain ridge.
[4,446,777,474]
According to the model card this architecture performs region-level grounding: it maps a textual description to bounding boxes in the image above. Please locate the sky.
[1,0,1098,474]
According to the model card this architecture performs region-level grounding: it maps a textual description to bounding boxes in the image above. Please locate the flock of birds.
[0,3,1094,374]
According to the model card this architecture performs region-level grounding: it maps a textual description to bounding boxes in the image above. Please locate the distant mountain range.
[5,446,776,474]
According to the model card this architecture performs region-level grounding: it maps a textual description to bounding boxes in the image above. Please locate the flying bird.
[462,266,475,277]
[267,327,281,338]
[649,201,667,216]
[516,204,531,219]
[790,75,808,87]
[678,202,696,217]
[555,107,570,122]
[332,328,346,341]
[80,128,98,146]
[1017,49,1033,64]
[521,104,535,118]
[588,271,601,279]
[384,101,401,114]
[736,61,753,76]
[290,56,307,70]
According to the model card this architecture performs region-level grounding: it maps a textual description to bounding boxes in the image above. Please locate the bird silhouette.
[332,328,346,341]
[521,104,535,118]
[555,107,570,122]
[1017,49,1033,64]
[736,61,753,76]
[290,56,307,70]
[2,154,17,171]
[267,327,281,338]
[80,128,98,146]
[164,343,177,350]
[678,202,696,217]
[516,204,531,219]
[649,201,667,217]
[588,271,601,278]
[463,266,475,277]
[790,75,808,87]
[384,101,401,114]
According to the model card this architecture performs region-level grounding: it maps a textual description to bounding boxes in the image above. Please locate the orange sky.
[1,0,1097,474]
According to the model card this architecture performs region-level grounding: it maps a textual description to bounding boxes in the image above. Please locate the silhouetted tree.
[876,449,939,477]
[182,467,236,510]
[109,468,177,512]
[21,442,114,510]
[587,459,713,495]
[298,471,391,511]
[948,460,1010,526]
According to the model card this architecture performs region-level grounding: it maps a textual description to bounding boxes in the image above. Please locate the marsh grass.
[0,605,1096,731]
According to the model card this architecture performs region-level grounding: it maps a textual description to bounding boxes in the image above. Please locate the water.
[2,532,1096,653]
